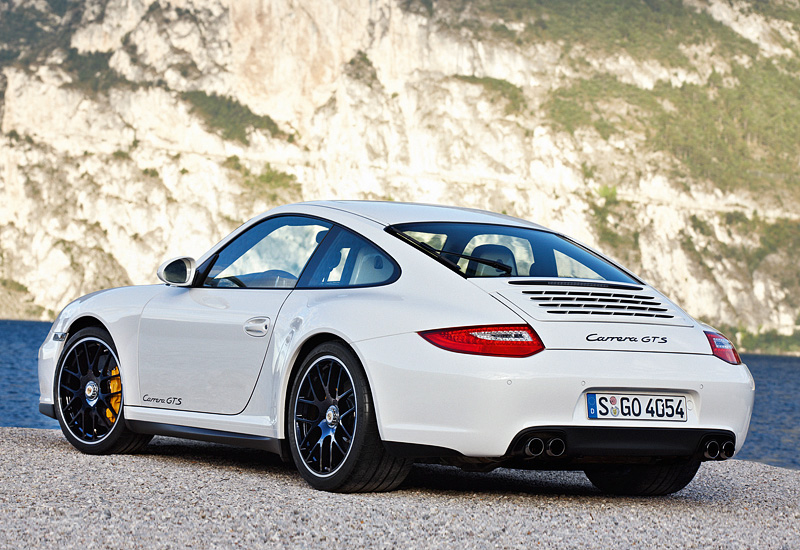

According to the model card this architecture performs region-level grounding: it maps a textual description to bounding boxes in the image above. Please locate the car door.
[138,215,332,414]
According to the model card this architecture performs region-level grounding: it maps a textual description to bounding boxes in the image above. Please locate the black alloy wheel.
[288,342,412,492]
[54,327,151,454]
[293,353,358,477]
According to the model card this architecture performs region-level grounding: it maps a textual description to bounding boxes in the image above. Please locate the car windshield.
[389,222,638,283]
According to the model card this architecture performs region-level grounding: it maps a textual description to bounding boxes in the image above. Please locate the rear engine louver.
[522,288,675,319]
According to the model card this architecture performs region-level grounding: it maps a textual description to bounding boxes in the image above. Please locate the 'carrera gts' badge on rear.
[586,334,668,344]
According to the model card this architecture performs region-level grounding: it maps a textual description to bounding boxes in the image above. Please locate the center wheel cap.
[325,405,340,428]
[84,381,99,404]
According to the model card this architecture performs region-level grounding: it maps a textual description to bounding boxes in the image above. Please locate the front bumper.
[357,334,755,458]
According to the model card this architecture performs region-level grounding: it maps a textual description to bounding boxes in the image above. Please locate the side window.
[299,227,399,288]
[204,216,331,289]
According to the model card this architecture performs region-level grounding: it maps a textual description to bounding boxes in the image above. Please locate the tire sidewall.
[288,342,371,491]
[54,327,128,455]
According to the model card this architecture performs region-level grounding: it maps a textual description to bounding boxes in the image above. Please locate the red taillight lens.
[419,325,545,357]
[704,331,741,365]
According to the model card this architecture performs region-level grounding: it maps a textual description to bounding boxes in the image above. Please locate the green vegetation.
[141,168,159,178]
[0,2,84,68]
[588,184,640,264]
[223,156,301,204]
[0,279,29,293]
[409,0,758,64]
[345,51,379,88]
[182,91,288,145]
[454,75,527,115]
[717,325,800,356]
[545,62,800,198]
[62,48,130,94]
[718,215,800,295]
[112,150,131,160]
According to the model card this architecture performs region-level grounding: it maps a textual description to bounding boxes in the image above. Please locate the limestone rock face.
[1,0,798,345]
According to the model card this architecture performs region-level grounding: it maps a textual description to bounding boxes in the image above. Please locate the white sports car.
[38,201,754,494]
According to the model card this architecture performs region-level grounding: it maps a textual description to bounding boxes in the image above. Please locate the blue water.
[1,320,797,469]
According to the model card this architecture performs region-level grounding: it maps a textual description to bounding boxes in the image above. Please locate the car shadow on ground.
[98,435,732,502]
[138,436,604,497]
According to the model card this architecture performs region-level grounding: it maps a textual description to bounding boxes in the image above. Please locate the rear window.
[389,222,638,283]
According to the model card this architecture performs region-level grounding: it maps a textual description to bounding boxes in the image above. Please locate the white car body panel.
[39,200,755,472]
[138,286,290,415]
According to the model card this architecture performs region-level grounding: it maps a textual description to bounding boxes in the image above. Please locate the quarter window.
[298,227,399,288]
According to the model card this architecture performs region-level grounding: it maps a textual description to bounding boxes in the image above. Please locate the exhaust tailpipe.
[704,440,720,460]
[546,437,566,457]
[524,437,545,457]
[720,440,735,460]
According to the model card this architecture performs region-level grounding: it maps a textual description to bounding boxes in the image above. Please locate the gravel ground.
[1,428,798,549]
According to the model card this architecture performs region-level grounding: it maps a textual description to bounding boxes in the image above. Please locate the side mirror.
[157,257,197,286]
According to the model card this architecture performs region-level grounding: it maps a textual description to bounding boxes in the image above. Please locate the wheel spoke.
[338,388,354,401]
[332,436,346,456]
[80,342,92,375]
[67,404,83,426]
[335,367,343,399]
[315,364,327,399]
[325,361,334,390]
[90,344,103,375]
[302,438,320,464]
[65,394,81,411]
[338,423,353,440]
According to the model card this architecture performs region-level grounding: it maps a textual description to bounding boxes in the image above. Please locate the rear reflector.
[704,330,741,365]
[419,325,545,357]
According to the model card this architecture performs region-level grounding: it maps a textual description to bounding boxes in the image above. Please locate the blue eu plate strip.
[587,393,598,418]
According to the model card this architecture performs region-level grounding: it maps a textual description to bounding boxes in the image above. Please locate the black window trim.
[192,214,401,290]
[193,214,334,290]
[385,221,643,285]
[296,225,402,290]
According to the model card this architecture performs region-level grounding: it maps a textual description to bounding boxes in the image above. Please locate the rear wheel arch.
[282,334,366,434]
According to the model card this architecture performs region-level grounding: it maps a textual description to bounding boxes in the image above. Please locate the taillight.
[419,325,545,357]
[704,331,741,365]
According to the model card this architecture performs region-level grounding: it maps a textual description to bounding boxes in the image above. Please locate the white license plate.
[587,393,687,422]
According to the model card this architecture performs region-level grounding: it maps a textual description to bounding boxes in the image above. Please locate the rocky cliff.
[1,0,799,351]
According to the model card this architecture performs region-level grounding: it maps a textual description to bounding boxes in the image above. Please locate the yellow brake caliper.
[106,366,122,424]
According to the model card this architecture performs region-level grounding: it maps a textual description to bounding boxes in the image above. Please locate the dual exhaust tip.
[524,437,565,458]
[704,439,735,461]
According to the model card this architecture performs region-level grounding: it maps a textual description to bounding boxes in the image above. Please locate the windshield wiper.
[385,227,512,275]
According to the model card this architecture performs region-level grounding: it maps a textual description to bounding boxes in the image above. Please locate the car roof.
[302,200,547,230]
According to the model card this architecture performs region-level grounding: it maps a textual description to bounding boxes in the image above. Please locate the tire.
[584,459,701,496]
[288,342,412,492]
[54,327,152,455]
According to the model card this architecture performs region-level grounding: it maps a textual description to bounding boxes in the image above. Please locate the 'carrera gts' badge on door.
[142,394,183,406]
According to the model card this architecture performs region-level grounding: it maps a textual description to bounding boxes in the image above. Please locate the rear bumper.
[357,334,755,458]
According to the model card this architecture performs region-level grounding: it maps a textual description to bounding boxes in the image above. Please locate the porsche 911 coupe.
[38,201,754,495]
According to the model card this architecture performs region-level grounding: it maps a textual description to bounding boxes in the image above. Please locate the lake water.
[1,319,797,469]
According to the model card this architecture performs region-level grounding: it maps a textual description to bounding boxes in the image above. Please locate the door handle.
[243,317,270,337]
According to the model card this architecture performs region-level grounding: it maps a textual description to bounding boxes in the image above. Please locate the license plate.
[587,393,687,422]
